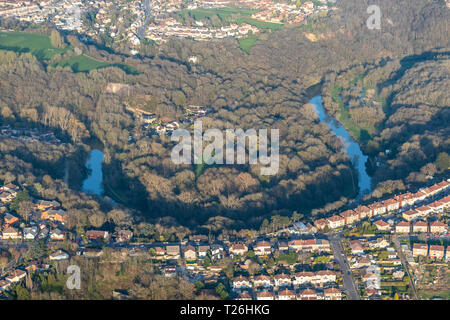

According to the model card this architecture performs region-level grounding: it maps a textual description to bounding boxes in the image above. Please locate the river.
[309,96,372,198]
[81,149,105,196]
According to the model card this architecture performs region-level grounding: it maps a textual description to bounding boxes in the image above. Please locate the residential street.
[392,235,419,300]
[328,232,360,300]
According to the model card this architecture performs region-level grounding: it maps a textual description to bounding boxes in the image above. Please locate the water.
[309,96,372,198]
[82,149,104,196]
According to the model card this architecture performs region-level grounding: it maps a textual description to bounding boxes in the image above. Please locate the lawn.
[54,55,110,72]
[179,7,283,31]
[0,32,65,60]
[238,36,259,54]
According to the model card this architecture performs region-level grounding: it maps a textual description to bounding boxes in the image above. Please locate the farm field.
[238,35,259,54]
[0,32,66,60]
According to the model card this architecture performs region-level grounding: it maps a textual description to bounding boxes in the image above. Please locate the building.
[374,219,390,231]
[49,228,65,240]
[327,215,345,229]
[274,273,292,287]
[430,221,447,234]
[340,210,359,225]
[2,226,22,240]
[278,288,296,300]
[412,243,428,257]
[429,245,445,260]
[354,205,372,219]
[40,209,66,222]
[402,209,421,221]
[49,250,69,261]
[256,290,275,300]
[253,241,272,256]
[395,221,410,234]
[350,240,364,255]
[232,275,251,290]
[412,221,428,233]
[183,245,197,261]
[253,275,272,288]
[86,230,109,241]
[324,287,342,300]
[165,245,180,259]
[298,288,317,300]
[228,243,248,256]
[5,269,26,283]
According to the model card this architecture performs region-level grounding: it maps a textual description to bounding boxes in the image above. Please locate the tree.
[50,30,65,49]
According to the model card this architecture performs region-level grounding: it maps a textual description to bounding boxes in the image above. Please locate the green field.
[0,32,65,60]
[179,7,283,31]
[238,36,259,54]
[54,55,110,72]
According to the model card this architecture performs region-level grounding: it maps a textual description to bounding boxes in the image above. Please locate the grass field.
[238,36,259,54]
[179,7,283,31]
[55,55,110,72]
[0,32,65,60]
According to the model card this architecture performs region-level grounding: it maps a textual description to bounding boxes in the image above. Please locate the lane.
[328,232,360,300]
[392,235,419,300]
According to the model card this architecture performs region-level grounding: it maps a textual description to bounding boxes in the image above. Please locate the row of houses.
[228,238,331,256]
[238,287,342,300]
[412,244,447,260]
[315,180,450,230]
[232,270,337,290]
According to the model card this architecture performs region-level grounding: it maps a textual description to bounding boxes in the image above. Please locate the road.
[392,235,419,300]
[328,232,360,300]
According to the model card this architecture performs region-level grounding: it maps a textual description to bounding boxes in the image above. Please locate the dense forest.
[0,0,449,233]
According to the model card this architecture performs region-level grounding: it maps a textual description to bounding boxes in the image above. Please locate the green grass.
[238,36,259,54]
[179,7,283,31]
[236,17,283,31]
[0,32,65,61]
[54,55,110,72]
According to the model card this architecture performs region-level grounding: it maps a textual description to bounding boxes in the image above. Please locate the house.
[189,234,208,243]
[228,243,248,256]
[278,288,296,300]
[0,183,19,193]
[428,201,445,213]
[0,280,11,291]
[210,244,224,260]
[274,273,292,287]
[23,226,38,240]
[236,292,252,300]
[298,288,317,300]
[383,198,399,212]
[253,275,272,288]
[340,210,359,225]
[402,209,421,221]
[327,215,345,229]
[354,205,372,219]
[412,243,428,257]
[412,221,428,233]
[232,275,251,290]
[49,250,69,261]
[4,213,18,225]
[86,230,109,241]
[83,248,104,258]
[50,228,65,240]
[154,246,165,257]
[2,226,22,240]
[293,271,315,285]
[115,230,133,243]
[368,202,386,216]
[395,221,410,234]
[430,221,447,234]
[166,245,180,259]
[0,192,14,203]
[288,239,330,252]
[370,237,389,249]
[415,205,433,217]
[324,287,342,300]
[256,290,275,300]
[314,218,328,230]
[197,245,210,258]
[350,240,364,255]
[183,245,197,261]
[429,245,445,260]
[41,209,66,222]
[209,265,222,274]
[34,199,61,211]
[278,241,289,252]
[5,269,26,283]
[314,270,337,285]
[253,241,272,256]
[373,219,390,231]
